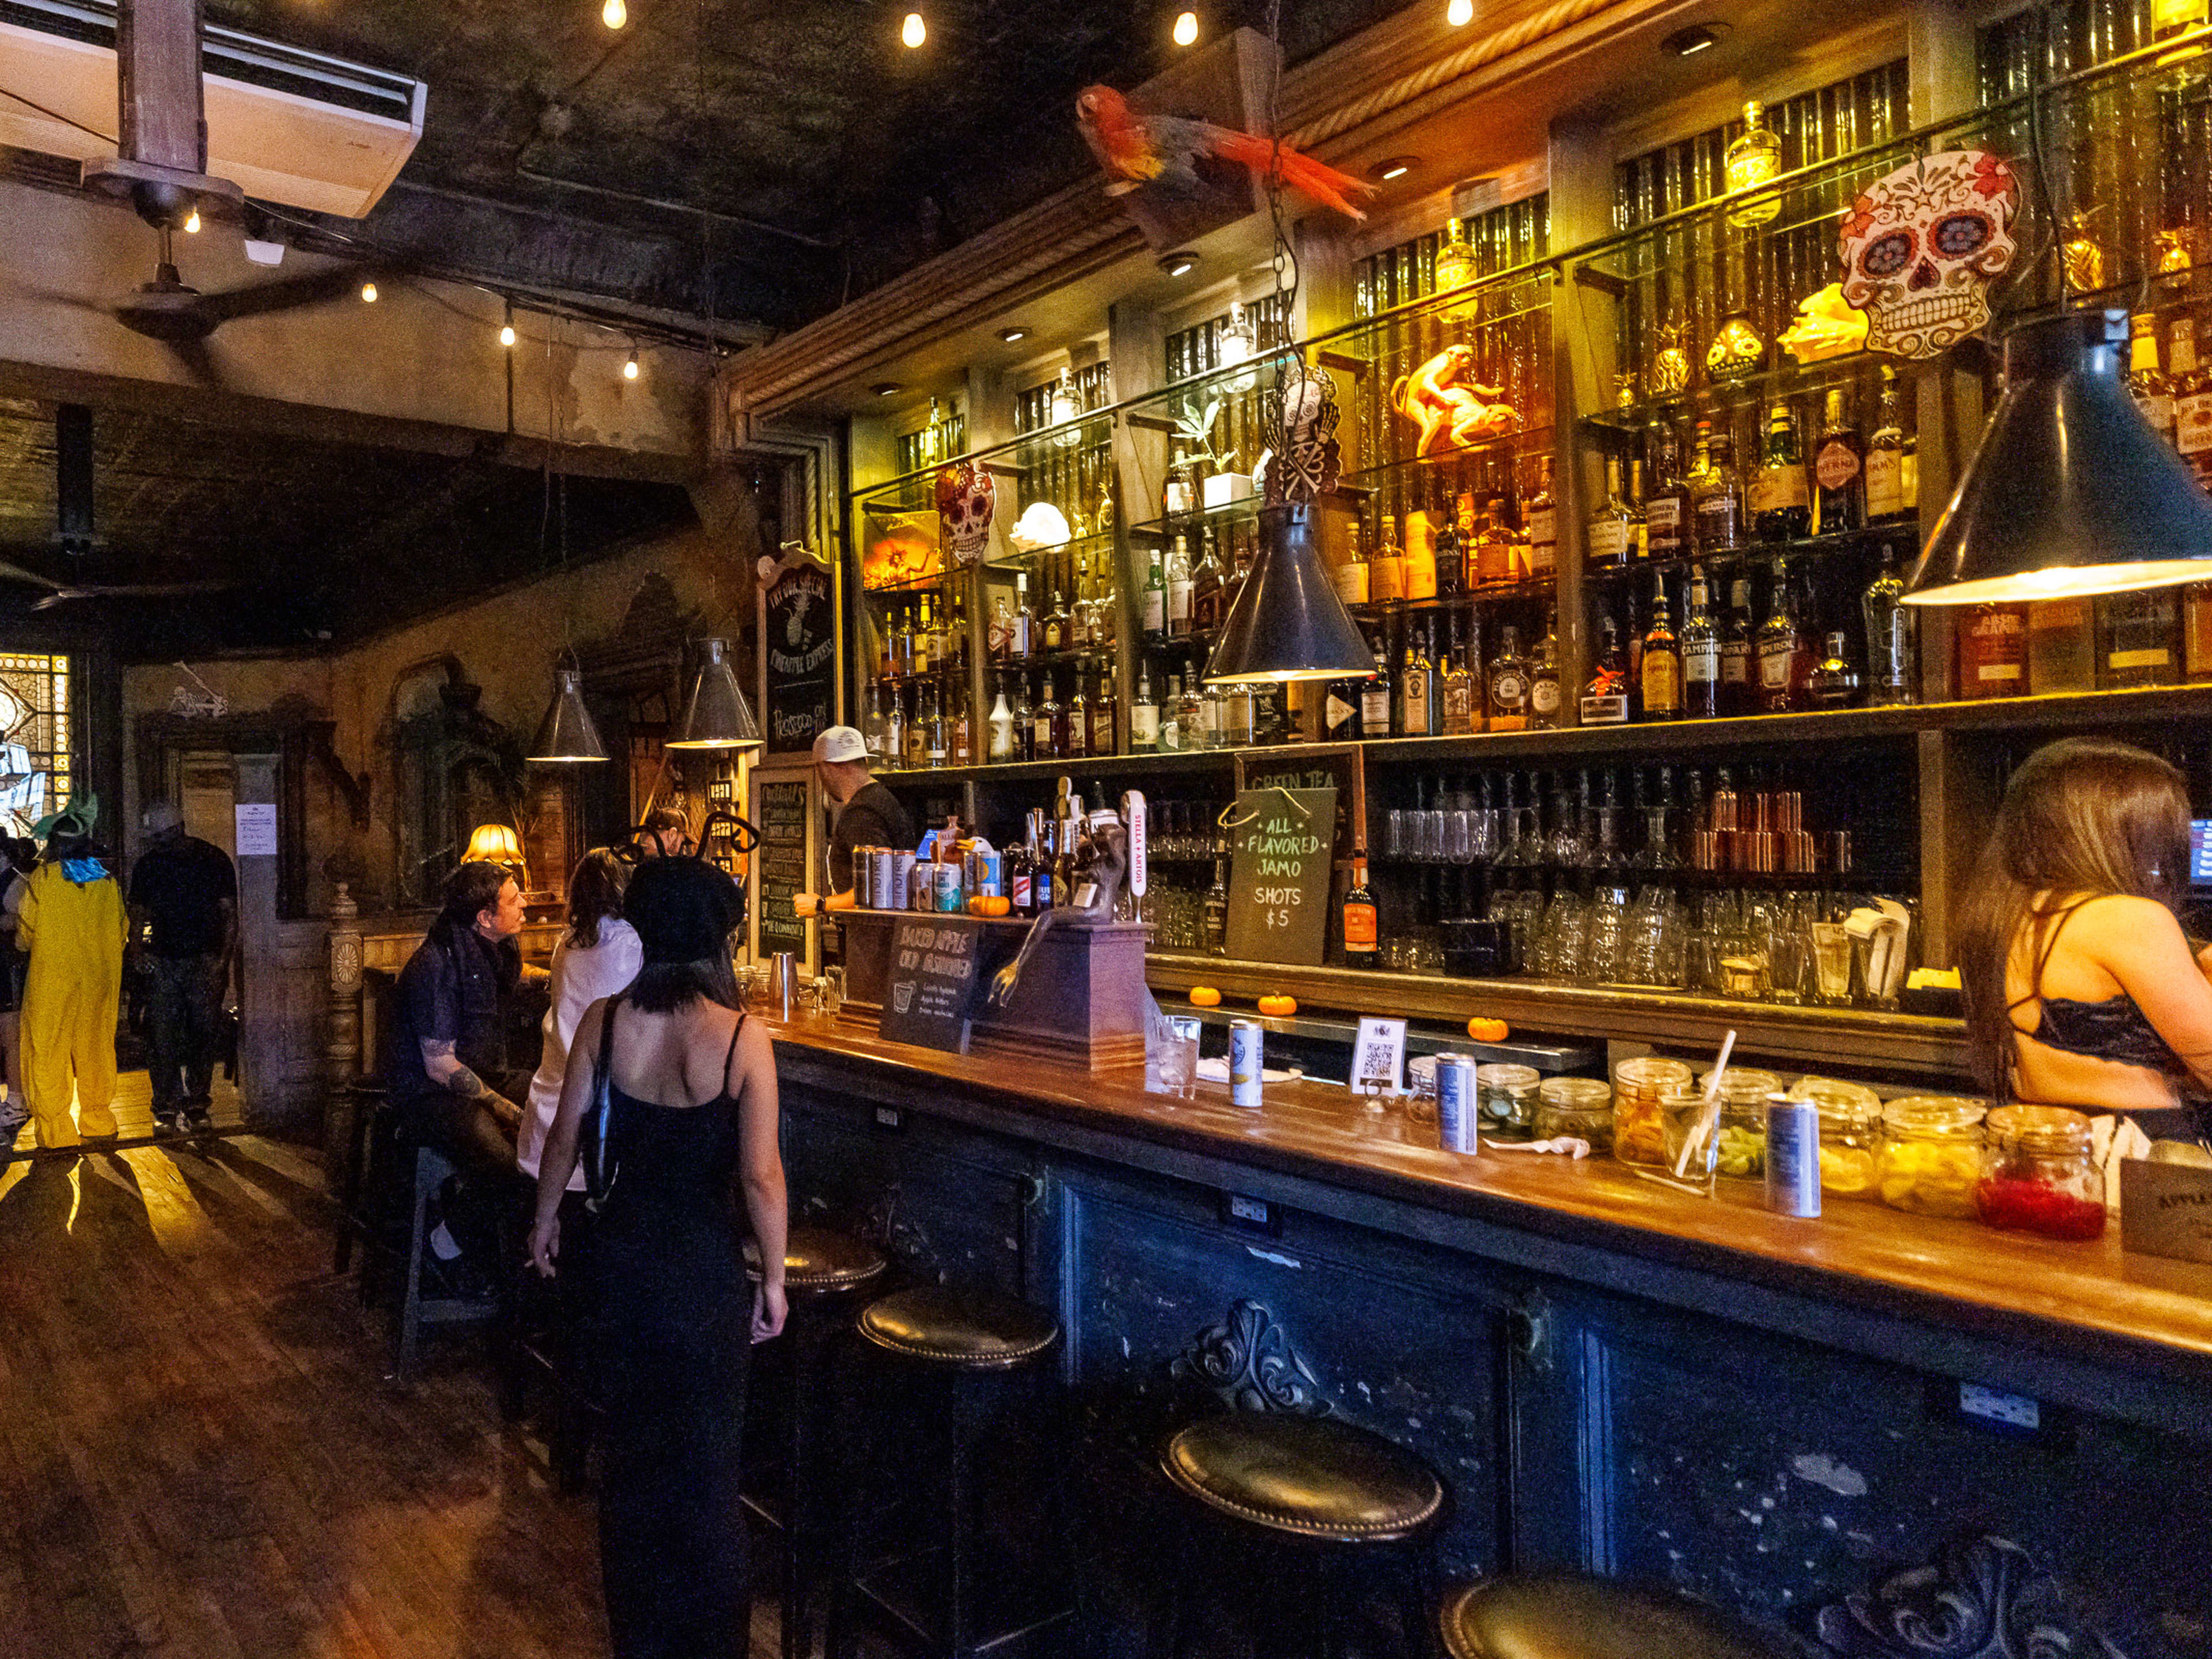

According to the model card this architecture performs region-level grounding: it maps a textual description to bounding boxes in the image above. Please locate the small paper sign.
[2120,1159,2212,1265]
[1350,1017,1406,1095]
[234,802,278,857]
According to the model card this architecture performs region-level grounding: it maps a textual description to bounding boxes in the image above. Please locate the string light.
[360,281,378,303]
[1446,0,1473,23]
[900,10,926,46]
[623,350,640,380]
[603,0,626,26]
[1173,9,1198,44]
[500,321,517,348]
[183,208,200,233]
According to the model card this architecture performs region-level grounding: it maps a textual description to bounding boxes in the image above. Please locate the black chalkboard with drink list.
[1222,785,1339,967]
[877,914,987,1053]
[760,547,837,755]
[755,778,810,963]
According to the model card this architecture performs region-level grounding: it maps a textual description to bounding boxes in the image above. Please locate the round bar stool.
[1158,1413,1448,1659]
[827,1284,1071,1659]
[743,1226,891,1659]
[1438,1575,1788,1659]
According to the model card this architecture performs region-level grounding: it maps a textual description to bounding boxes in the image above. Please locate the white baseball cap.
[142,800,183,835]
[811,726,869,765]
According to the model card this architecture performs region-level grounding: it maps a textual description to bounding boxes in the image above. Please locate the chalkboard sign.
[755,778,810,963]
[1223,786,1338,966]
[760,548,836,755]
[878,915,984,1053]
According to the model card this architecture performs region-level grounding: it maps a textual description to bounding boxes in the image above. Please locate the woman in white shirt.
[518,849,643,1185]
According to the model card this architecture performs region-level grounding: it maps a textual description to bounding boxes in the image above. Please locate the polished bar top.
[760,1010,2212,1377]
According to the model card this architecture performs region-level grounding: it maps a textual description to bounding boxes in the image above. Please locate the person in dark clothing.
[812,725,915,893]
[126,801,237,1132]
[388,861,544,1282]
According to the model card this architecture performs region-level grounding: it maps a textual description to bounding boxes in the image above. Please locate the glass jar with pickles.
[1876,1096,1987,1217]
[1536,1076,1614,1152]
[1789,1075,1884,1199]
[1976,1105,2106,1240]
[1476,1063,1541,1142]
[1700,1068,1783,1178]
[1612,1056,1694,1166]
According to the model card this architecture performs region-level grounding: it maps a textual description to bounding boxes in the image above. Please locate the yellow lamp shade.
[464,823,525,866]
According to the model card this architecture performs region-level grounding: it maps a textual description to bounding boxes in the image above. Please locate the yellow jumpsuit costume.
[17,859,127,1149]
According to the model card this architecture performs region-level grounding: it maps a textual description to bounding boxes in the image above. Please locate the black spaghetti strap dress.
[575,1010,752,1658]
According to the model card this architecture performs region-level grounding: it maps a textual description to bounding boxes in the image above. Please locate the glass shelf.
[1581,522,1916,582]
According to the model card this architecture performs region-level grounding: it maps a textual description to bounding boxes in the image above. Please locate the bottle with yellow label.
[1370,515,1407,604]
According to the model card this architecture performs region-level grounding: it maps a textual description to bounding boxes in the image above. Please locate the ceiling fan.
[0,556,236,611]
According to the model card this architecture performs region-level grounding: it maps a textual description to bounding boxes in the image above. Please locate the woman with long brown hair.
[518,848,642,1186]
[1956,736,2212,1134]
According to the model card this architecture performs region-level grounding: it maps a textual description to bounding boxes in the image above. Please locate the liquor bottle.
[1644,422,1688,559]
[1441,613,1478,734]
[951,683,974,766]
[1044,589,1071,653]
[1323,672,1364,741]
[1159,672,1184,751]
[1639,573,1683,721]
[1053,813,1077,910]
[2130,313,2176,446]
[1866,368,1910,522]
[1529,610,1562,730]
[1090,661,1119,755]
[1627,456,1650,562]
[1588,456,1635,568]
[919,594,940,677]
[2186,583,2212,681]
[1164,445,1194,517]
[987,677,1015,759]
[2099,589,2181,687]
[1012,573,1036,660]
[1957,603,2029,700]
[1065,669,1090,759]
[1361,645,1393,736]
[1166,532,1195,637]
[1193,529,1229,631]
[1131,662,1160,751]
[1371,516,1407,604]
[1203,857,1230,956]
[1402,506,1439,602]
[1033,816,1055,911]
[882,682,907,768]
[2028,599,2095,693]
[1332,526,1370,607]
[1580,613,1632,725]
[1474,497,1512,585]
[1680,565,1721,717]
[1009,674,1033,761]
[1688,420,1743,555]
[1859,543,1916,706]
[1808,633,1861,708]
[1755,559,1804,713]
[1342,857,1378,966]
[892,604,915,679]
[863,679,888,758]
[2173,316,2212,488]
[922,675,946,766]
[1216,678,1249,747]
[1718,573,1756,715]
[1724,98,1783,227]
[1751,401,1811,542]
[1006,822,1035,916]
[1142,544,1168,642]
[1399,622,1435,736]
[1034,670,1060,759]
[1527,456,1558,577]
[1813,388,1865,535]
[1434,487,1466,596]
[905,682,929,768]
[1488,625,1530,732]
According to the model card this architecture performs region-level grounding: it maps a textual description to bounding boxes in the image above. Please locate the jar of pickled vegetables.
[1698,1068,1782,1179]
[1976,1105,2105,1240]
[1535,1077,1613,1152]
[1789,1076,1884,1198]
[1612,1056,1693,1167]
[1476,1063,1541,1141]
[1876,1096,1987,1217]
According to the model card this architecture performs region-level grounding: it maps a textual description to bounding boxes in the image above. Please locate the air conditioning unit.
[0,0,424,217]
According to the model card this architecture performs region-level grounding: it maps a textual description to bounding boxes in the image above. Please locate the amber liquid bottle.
[1957,604,2029,700]
[1639,574,1683,721]
[1342,857,1378,967]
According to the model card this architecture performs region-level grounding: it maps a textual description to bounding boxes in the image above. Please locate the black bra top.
[2011,905,2192,1077]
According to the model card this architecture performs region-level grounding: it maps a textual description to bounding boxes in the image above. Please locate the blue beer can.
[1764,1094,1822,1218]
[1436,1054,1479,1154]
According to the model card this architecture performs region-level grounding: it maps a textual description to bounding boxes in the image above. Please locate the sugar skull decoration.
[934,459,996,566]
[1838,149,2021,360]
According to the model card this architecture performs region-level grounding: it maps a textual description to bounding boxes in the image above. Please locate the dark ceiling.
[0,396,696,656]
[202,0,1412,331]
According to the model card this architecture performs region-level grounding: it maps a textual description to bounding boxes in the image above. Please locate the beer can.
[869,848,895,911]
[1764,1095,1821,1217]
[1436,1054,1479,1154]
[1229,1019,1264,1109]
[891,851,915,911]
[934,859,964,912]
[853,846,874,905]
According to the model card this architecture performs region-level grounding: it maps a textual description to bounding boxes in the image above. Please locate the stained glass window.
[0,653,71,837]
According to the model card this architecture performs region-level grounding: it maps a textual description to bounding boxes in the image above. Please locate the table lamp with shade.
[463,822,527,887]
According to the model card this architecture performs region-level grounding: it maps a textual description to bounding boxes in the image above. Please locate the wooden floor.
[0,1087,781,1659]
[5,1070,247,1160]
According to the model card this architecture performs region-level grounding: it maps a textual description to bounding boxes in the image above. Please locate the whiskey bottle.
[1644,421,1688,559]
[1527,457,1559,578]
[913,595,934,677]
[1372,516,1408,604]
[1688,420,1743,555]
[1166,532,1195,638]
[2099,589,2181,687]
[1203,857,1230,956]
[1435,488,1467,596]
[1191,528,1226,632]
[1861,542,1919,706]
[1090,661,1120,755]
[1755,559,1804,713]
[1639,573,1683,721]
[2028,599,2096,693]
[1957,603,2029,700]
[1341,857,1378,967]
[1164,444,1194,517]
[1813,388,1865,535]
[1400,622,1437,737]
[1217,679,1251,747]
[1475,496,1513,586]
[1579,613,1632,725]
[1808,633,1861,709]
[1010,674,1035,761]
[1866,368,1910,522]
[1627,457,1651,561]
[1751,400,1812,542]
[1065,669,1090,760]
[1360,645,1394,735]
[1402,505,1440,602]
[1131,662,1160,752]
[2130,313,2176,446]
[1718,573,1756,716]
[1010,574,1036,661]
[905,681,929,768]
[1680,565,1721,717]
[1488,625,1531,732]
[1324,673,1364,741]
[1044,590,1071,653]
[1587,456,1635,568]
[2172,316,2212,487]
[1142,544,1168,642]
[1529,610,1562,730]
[1033,671,1060,759]
[1331,524,1370,607]
[950,682,974,766]
[1441,612,1478,735]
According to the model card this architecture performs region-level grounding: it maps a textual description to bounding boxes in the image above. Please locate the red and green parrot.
[1075,84,1374,222]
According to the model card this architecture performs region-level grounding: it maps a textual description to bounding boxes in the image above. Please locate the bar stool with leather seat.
[1437,1575,1789,1659]
[1157,1412,1449,1659]
[741,1225,890,1659]
[827,1283,1073,1659]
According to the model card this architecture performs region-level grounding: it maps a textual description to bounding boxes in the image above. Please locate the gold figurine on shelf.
[2061,209,2107,292]
[1391,342,1520,456]
[1615,370,1639,408]
[1706,310,1767,382]
[1779,282,1872,363]
[2156,228,2194,276]
[1651,316,1692,396]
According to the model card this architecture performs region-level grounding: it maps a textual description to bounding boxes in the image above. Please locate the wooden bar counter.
[762,1011,2212,1652]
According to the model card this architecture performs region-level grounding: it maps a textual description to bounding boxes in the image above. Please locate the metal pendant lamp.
[1904,309,2212,605]
[1204,499,1376,683]
[667,637,763,750]
[527,668,609,763]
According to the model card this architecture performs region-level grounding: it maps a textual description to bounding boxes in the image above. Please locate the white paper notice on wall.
[234,802,278,857]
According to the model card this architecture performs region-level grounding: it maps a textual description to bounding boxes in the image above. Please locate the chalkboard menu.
[878,915,984,1053]
[760,550,836,755]
[1223,786,1338,966]
[755,779,810,962]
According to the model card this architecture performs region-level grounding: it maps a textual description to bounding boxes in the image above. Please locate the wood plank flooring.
[0,1093,780,1659]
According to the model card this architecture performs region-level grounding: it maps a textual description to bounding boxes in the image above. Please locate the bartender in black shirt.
[813,726,914,893]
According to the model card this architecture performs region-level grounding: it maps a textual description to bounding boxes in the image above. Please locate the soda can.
[869,849,895,911]
[853,847,874,904]
[934,859,964,912]
[1229,1019,1264,1109]
[1436,1054,1480,1154]
[891,851,915,911]
[1764,1094,1822,1217]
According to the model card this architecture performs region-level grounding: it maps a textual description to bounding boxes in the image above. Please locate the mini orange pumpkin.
[1257,995,1298,1018]
[965,895,1012,917]
[1466,1016,1509,1042]
[1188,986,1223,1007]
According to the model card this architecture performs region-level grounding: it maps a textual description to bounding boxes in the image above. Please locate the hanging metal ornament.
[1262,356,1340,506]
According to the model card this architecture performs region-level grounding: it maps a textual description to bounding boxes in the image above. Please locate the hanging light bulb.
[901,10,926,46]
[500,320,517,348]
[183,208,200,233]
[359,281,378,303]
[603,0,626,26]
[1173,10,1199,44]
[1447,0,1474,24]
[623,350,641,381]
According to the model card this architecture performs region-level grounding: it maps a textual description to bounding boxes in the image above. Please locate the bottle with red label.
[1342,857,1378,967]
[1813,388,1865,535]
[1957,603,2029,700]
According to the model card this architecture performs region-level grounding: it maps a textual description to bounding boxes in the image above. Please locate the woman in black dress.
[530,856,788,1658]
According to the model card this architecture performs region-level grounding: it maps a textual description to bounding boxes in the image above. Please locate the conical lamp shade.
[1904,309,2212,605]
[668,637,763,749]
[527,669,609,762]
[1203,503,1376,684]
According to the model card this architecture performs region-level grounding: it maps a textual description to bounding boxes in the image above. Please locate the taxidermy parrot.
[1075,85,1374,221]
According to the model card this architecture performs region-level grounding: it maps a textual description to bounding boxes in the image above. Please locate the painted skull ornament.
[1838,149,2021,359]
[934,460,996,566]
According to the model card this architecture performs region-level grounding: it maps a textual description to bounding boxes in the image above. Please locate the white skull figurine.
[934,460,995,566]
[1838,149,2021,360]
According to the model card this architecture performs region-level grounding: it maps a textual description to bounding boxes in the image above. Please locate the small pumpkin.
[1466,1016,1509,1043]
[1257,994,1298,1018]
[1188,986,1223,1007]
[966,895,1012,917]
